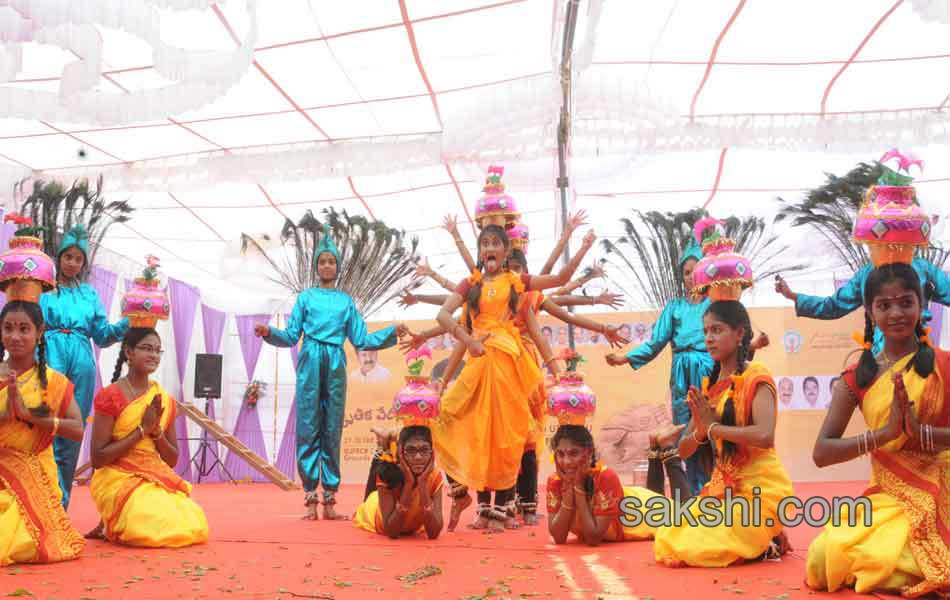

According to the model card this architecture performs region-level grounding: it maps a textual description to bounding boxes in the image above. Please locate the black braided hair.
[377,426,432,490]
[551,425,597,497]
[0,301,48,389]
[856,311,878,388]
[704,300,753,461]
[465,225,519,331]
[857,263,934,387]
[112,327,160,383]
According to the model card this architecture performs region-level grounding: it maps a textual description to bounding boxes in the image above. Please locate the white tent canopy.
[2,0,950,320]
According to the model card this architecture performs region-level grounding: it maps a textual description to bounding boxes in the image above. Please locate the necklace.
[123,377,148,400]
[881,344,918,371]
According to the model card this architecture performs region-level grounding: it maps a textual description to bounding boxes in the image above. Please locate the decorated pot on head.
[507,222,529,253]
[0,214,56,303]
[853,149,930,267]
[474,165,520,229]
[393,347,440,426]
[547,348,596,426]
[122,255,170,328]
[691,217,753,301]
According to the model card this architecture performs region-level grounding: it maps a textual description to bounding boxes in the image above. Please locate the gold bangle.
[137,425,145,438]
[52,416,60,435]
[707,422,720,441]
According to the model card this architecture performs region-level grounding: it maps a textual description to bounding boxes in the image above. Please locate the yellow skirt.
[653,452,793,567]
[353,491,382,534]
[432,342,540,491]
[0,447,75,565]
[615,486,663,541]
[806,490,924,594]
[91,466,209,548]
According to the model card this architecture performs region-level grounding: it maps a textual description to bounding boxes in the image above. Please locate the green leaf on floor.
[6,589,32,597]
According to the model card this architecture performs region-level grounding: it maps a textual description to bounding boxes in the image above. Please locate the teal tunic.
[795,258,950,353]
[263,287,396,495]
[625,296,713,494]
[40,283,128,508]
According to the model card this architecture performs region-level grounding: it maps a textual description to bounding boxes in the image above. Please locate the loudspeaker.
[194,354,223,399]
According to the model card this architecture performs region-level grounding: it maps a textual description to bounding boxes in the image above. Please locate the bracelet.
[857,431,867,455]
[137,425,145,438]
[561,501,574,510]
[574,486,586,495]
[921,424,935,452]
[707,422,721,441]
[52,416,60,435]
[692,427,707,445]
[867,430,878,452]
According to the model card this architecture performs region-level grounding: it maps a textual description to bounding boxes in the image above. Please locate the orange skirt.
[432,340,541,491]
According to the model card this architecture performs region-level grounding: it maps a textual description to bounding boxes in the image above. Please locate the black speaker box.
[194,354,223,399]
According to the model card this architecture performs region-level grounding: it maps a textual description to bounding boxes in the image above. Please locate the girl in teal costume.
[605,238,712,494]
[40,225,129,509]
[255,226,408,520]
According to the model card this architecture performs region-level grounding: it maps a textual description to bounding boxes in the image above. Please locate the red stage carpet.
[6,481,882,599]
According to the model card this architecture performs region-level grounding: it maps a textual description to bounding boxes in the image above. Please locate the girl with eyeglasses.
[85,327,208,547]
[354,426,443,539]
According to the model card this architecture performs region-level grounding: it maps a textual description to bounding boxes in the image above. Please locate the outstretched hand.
[253,323,270,338]
[603,326,629,349]
[604,353,627,367]
[774,275,795,301]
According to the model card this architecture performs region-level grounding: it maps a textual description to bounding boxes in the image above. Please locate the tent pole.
[557,0,579,351]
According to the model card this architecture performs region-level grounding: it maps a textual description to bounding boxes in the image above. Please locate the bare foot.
[487,518,504,533]
[84,521,105,539]
[371,427,393,450]
[448,494,472,532]
[322,503,349,521]
[522,512,540,526]
[302,503,319,521]
[503,516,520,530]
[469,511,490,530]
[655,424,687,448]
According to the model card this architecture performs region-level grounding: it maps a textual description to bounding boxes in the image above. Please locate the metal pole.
[557,0,579,350]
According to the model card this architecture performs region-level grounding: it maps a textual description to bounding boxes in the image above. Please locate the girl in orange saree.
[807,262,950,597]
[0,300,84,565]
[88,327,208,547]
[430,224,593,532]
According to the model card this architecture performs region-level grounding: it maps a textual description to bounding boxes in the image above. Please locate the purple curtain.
[78,265,119,468]
[224,314,271,482]
[275,326,299,479]
[197,304,227,482]
[169,278,200,481]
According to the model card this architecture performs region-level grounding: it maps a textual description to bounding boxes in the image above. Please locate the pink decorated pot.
[475,165,520,228]
[507,222,529,252]
[547,372,596,425]
[393,375,441,423]
[0,235,56,302]
[853,185,930,266]
[691,238,753,301]
[122,277,170,328]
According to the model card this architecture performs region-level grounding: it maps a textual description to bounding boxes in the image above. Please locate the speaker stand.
[188,398,237,484]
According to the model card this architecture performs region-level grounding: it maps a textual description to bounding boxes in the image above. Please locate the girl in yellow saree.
[651,300,794,567]
[0,300,85,565]
[88,327,208,547]
[807,262,950,597]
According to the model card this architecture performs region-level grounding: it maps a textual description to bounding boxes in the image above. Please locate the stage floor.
[7,481,881,600]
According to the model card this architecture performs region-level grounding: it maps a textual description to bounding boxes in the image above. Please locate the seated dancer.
[605,229,769,495]
[774,150,950,354]
[806,274,950,593]
[254,225,408,520]
[355,427,443,539]
[645,220,793,567]
[87,262,208,547]
[546,370,663,545]
[0,221,85,564]
[431,224,593,533]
